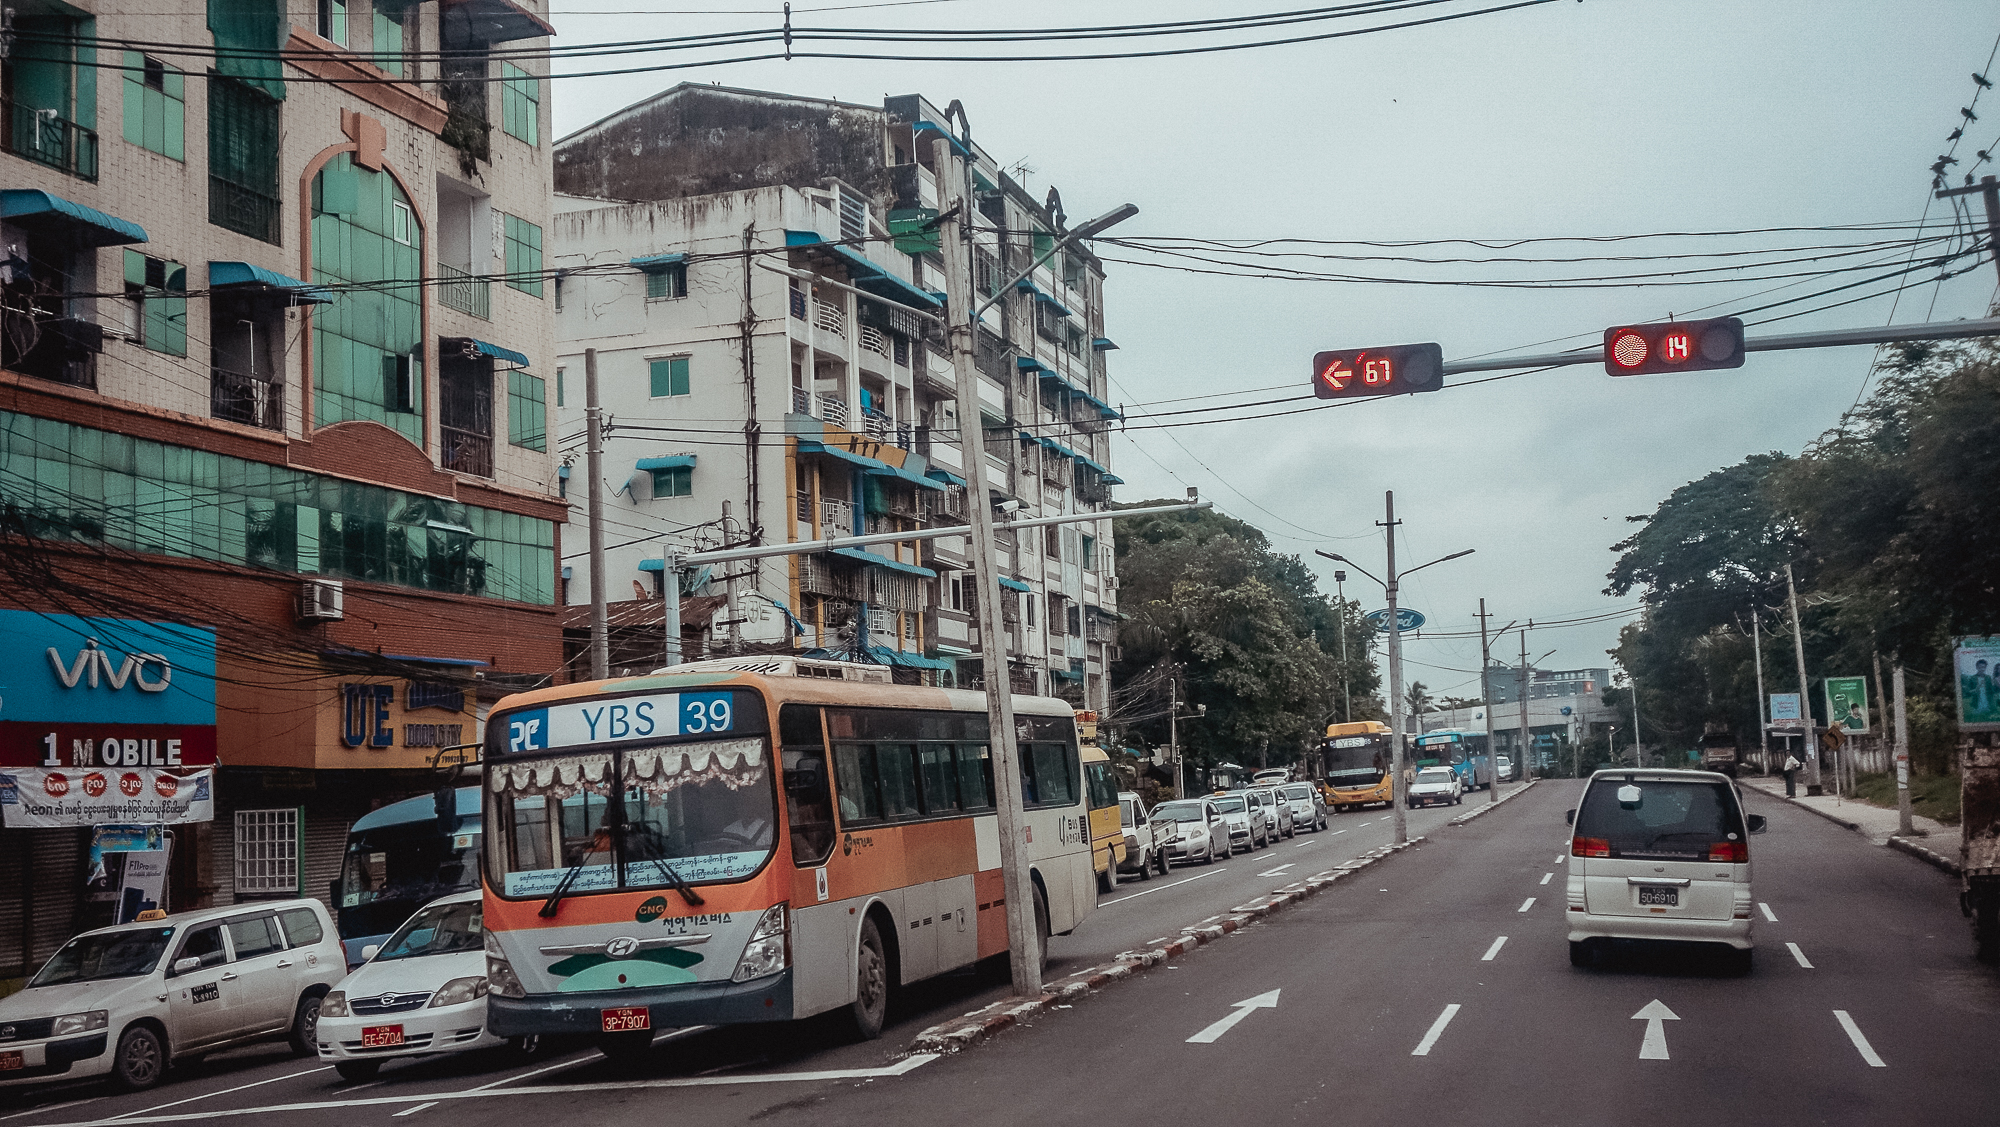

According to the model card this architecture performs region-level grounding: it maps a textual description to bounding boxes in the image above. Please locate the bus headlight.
[731,903,788,983]
[484,930,526,999]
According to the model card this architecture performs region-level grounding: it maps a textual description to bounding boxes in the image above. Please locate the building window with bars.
[234,808,300,896]
[644,262,687,300]
[208,78,280,243]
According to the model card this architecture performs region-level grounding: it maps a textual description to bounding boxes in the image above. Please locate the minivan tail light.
[1708,841,1748,863]
[1572,837,1610,858]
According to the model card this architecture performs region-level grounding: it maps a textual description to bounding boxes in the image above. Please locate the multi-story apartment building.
[552,85,1124,705]
[0,0,559,985]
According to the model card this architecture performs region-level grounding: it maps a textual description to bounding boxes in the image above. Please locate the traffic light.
[1310,342,1444,399]
[1602,316,1745,376]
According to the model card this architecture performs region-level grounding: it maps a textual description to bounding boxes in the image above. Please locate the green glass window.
[648,357,689,398]
[208,76,280,242]
[123,250,187,356]
[555,366,565,408]
[373,0,408,77]
[507,370,546,451]
[312,152,426,445]
[121,53,184,160]
[503,213,542,297]
[650,466,692,497]
[0,409,556,604]
[317,0,347,45]
[644,264,685,300]
[500,62,539,145]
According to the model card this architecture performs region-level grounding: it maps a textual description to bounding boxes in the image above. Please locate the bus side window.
[917,743,959,815]
[876,743,920,818]
[779,705,836,865]
[833,744,883,825]
[1028,744,1078,807]
[955,744,994,810]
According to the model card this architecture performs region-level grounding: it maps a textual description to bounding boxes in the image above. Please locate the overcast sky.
[549,0,1997,701]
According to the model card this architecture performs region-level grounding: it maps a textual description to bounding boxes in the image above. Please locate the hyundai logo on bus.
[1364,608,1426,633]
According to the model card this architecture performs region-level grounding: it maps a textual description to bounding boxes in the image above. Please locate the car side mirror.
[360,944,381,961]
[172,956,202,975]
[1564,809,1575,826]
[1746,814,1767,834]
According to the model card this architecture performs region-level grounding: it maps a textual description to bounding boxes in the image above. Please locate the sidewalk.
[1739,774,1962,874]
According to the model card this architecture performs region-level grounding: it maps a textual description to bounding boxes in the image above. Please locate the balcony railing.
[895,423,914,451]
[862,409,891,441]
[814,297,846,338]
[859,324,889,357]
[5,99,97,180]
[792,387,812,415]
[817,394,849,428]
[437,263,490,319]
[209,176,281,244]
[210,368,284,431]
[440,427,493,477]
[820,499,855,537]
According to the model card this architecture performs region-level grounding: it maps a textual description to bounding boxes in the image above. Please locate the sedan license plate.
[0,1050,22,1071]
[1638,887,1679,907]
[360,1025,405,1048]
[601,1006,651,1033]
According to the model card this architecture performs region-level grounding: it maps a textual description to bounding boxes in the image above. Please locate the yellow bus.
[479,656,1095,1054]
[1320,720,1395,812]
[1079,742,1125,892]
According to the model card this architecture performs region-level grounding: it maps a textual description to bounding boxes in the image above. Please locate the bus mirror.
[435,785,460,835]
[328,878,341,907]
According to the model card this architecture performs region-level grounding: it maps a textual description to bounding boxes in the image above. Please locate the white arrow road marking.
[1481,936,1508,961]
[1787,942,1813,969]
[1539,872,1553,885]
[1760,902,1778,922]
[1258,863,1296,876]
[1186,989,1281,1043]
[1633,1000,1679,1060]
[1411,1004,1461,1056]
[1518,897,1536,912]
[1834,1010,1886,1067]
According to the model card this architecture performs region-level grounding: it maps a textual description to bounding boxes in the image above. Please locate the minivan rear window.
[1573,777,1744,860]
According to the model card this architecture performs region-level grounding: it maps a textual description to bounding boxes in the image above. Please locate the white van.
[1565,769,1767,972]
[0,900,344,1091]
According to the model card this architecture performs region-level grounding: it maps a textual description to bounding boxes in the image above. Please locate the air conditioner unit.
[298,579,345,622]
[1104,575,1119,590]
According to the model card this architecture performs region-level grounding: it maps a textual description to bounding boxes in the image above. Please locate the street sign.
[1769,693,1803,728]
[1823,676,1869,734]
[1365,608,1426,632]
[1311,343,1444,399]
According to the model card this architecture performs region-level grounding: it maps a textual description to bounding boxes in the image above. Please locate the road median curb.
[1887,834,1962,875]
[1743,785,1864,832]
[908,836,1428,1055]
[1447,779,1538,826]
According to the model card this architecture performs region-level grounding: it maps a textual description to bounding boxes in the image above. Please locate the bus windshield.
[1323,736,1390,787]
[489,736,777,898]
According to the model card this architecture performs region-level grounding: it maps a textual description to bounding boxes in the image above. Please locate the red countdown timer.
[1311,342,1444,399]
[1602,316,1745,376]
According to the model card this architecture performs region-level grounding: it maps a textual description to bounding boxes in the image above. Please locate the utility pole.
[1335,571,1351,723]
[1169,664,1181,799]
[1785,563,1821,794]
[1630,674,1642,768]
[1935,174,2000,286]
[1893,663,1913,835]
[1381,492,1408,846]
[585,347,608,681]
[660,547,682,668]
[1752,609,1769,774]
[1518,628,1532,780]
[1478,599,1500,803]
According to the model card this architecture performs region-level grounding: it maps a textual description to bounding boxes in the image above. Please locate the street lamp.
[1318,498,1473,847]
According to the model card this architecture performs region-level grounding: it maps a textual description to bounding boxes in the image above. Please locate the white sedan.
[1407,767,1464,809]
[1150,799,1232,865]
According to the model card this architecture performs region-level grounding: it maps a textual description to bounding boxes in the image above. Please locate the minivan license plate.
[1638,887,1679,907]
[601,1007,650,1033]
[360,1025,404,1048]
[0,1050,22,1071]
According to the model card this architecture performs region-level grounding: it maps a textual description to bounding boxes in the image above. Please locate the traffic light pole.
[1382,492,1407,847]
[1439,315,2000,376]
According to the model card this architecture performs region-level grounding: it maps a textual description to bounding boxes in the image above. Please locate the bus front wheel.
[848,917,889,1041]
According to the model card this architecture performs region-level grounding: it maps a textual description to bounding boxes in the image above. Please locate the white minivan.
[0,900,343,1091]
[1565,769,1767,972]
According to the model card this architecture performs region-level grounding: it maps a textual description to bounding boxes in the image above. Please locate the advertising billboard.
[1824,676,1869,733]
[1954,636,2000,732]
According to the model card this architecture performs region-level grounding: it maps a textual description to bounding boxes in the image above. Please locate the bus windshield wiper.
[645,856,706,907]
[538,855,593,918]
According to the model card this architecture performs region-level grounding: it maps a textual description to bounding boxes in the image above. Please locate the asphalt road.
[9,779,1994,1127]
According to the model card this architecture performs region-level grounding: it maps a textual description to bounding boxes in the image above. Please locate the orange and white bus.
[479,656,1095,1054]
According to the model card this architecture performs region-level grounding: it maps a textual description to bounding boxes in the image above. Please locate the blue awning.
[1051,667,1085,683]
[636,454,696,471]
[797,440,891,472]
[1034,292,1074,318]
[0,188,147,246]
[867,462,945,491]
[868,645,957,671]
[1101,474,1125,486]
[1015,356,1048,374]
[209,260,333,304]
[828,546,937,578]
[912,120,972,159]
[1014,278,1043,297]
[1076,454,1108,474]
[997,576,1032,593]
[785,230,941,310]
[1078,389,1123,420]
[925,467,968,487]
[1040,370,1086,397]
[446,338,531,368]
[1092,337,1119,351]
[630,252,687,271]
[1046,439,1081,461]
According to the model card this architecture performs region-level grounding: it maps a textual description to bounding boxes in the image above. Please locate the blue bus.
[1412,729,1492,791]
[332,786,482,967]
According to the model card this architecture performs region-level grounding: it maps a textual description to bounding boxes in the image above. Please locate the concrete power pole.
[1785,563,1821,795]
[935,134,1040,999]
[1383,491,1408,846]
[1479,599,1501,804]
[1518,628,1532,780]
[1893,663,1913,835]
[585,347,608,682]
[1752,609,1769,774]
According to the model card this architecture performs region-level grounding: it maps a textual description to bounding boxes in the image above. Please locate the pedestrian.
[1782,750,1802,798]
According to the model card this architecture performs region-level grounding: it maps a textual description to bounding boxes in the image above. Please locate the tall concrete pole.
[660,549,682,668]
[1631,674,1643,768]
[1480,599,1500,803]
[1518,629,1532,779]
[1383,491,1407,846]
[935,135,1040,998]
[585,347,608,682]
[1786,563,1821,794]
[1753,609,1769,774]
[1893,663,1913,835]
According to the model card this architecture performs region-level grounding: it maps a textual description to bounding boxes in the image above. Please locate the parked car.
[0,900,342,1092]
[1115,792,1173,881]
[1210,793,1267,849]
[1407,766,1464,808]
[1496,757,1517,782]
[1565,769,1766,972]
[1249,787,1296,838]
[1277,782,1329,832]
[1150,798,1232,866]
[1251,768,1292,786]
[318,890,525,1080]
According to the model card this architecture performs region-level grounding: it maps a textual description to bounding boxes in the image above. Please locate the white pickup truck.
[1116,792,1173,881]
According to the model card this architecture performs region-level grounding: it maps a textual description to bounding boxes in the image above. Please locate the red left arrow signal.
[1311,343,1444,400]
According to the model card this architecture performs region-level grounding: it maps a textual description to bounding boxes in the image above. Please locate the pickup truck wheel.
[1156,847,1171,877]
[1136,848,1153,881]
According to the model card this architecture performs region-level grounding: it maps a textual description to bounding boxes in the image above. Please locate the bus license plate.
[0,1050,22,1071]
[601,1007,650,1033]
[360,1025,405,1048]
[1638,887,1679,907]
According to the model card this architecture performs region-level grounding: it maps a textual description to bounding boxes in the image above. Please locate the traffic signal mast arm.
[1439,315,2000,375]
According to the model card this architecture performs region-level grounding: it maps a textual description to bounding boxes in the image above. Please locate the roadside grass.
[1849,771,1961,826]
